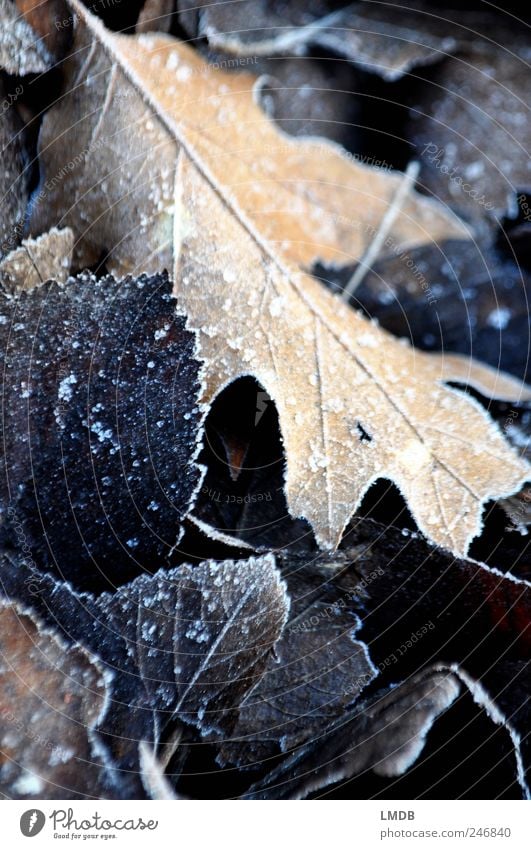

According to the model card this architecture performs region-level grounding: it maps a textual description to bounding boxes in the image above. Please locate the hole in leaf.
[193,377,315,552]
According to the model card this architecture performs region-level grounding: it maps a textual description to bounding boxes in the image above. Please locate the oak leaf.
[31,1,530,555]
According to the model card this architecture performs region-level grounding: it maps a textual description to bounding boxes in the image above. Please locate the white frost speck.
[269,296,284,317]
[222,268,237,284]
[12,773,44,795]
[487,307,511,330]
[58,373,77,402]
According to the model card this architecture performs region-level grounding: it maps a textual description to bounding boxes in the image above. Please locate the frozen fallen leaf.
[0,226,73,291]
[180,0,531,82]
[218,591,377,766]
[139,741,181,799]
[0,550,290,788]
[29,2,530,556]
[0,272,204,583]
[410,48,531,223]
[183,0,455,81]
[244,667,461,799]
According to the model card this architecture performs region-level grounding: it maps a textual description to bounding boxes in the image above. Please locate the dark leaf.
[331,237,531,384]
[0,76,29,260]
[1,0,52,73]
[409,48,531,225]
[218,581,376,766]
[244,667,461,799]
[136,0,175,34]
[15,0,72,60]
[0,549,289,790]
[0,226,73,291]
[0,272,203,587]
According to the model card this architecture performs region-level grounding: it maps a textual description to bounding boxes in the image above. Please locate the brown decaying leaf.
[185,0,456,81]
[218,604,377,766]
[410,48,531,222]
[0,598,117,799]
[0,226,73,290]
[0,0,52,74]
[0,78,28,259]
[181,0,531,82]
[30,1,530,556]
[245,667,461,799]
[0,272,204,584]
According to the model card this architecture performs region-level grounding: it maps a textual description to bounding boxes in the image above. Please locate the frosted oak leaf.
[30,1,531,554]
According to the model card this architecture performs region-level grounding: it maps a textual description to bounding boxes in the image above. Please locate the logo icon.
[20,810,45,837]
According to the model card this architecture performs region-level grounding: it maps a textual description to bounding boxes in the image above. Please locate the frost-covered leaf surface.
[0,0,52,74]
[244,667,462,799]
[0,226,73,291]
[218,590,377,766]
[0,0,530,804]
[180,0,458,81]
[0,550,289,787]
[0,272,203,584]
[28,1,531,556]
[179,0,531,81]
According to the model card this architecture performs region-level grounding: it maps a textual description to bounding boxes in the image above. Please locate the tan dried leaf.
[0,226,73,291]
[31,1,530,555]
